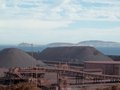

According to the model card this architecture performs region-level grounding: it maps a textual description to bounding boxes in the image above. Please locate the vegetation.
[0,83,41,90]
[96,84,120,90]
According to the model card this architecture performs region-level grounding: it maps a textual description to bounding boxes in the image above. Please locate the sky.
[0,0,120,45]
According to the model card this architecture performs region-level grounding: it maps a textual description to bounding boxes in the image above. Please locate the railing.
[5,66,120,85]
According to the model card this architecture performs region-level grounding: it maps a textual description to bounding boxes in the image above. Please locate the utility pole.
[31,44,37,89]
[31,44,34,57]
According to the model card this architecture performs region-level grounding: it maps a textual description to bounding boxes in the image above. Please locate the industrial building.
[84,61,120,75]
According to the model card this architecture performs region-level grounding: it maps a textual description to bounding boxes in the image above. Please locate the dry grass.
[0,83,41,90]
[96,84,120,90]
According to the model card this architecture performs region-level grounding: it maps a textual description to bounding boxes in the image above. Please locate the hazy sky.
[0,0,120,45]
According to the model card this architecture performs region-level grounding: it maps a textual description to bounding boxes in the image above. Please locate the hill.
[18,42,32,47]
[38,46,113,64]
[78,40,120,47]
[46,42,74,47]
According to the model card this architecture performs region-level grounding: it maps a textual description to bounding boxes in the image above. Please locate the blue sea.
[97,47,120,55]
[0,45,120,55]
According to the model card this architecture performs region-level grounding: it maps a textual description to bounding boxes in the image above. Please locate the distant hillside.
[78,40,120,47]
[45,40,120,48]
[46,42,74,47]
[38,46,113,64]
[18,42,32,47]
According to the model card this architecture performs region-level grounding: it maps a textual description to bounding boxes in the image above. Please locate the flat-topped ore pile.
[38,46,113,64]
